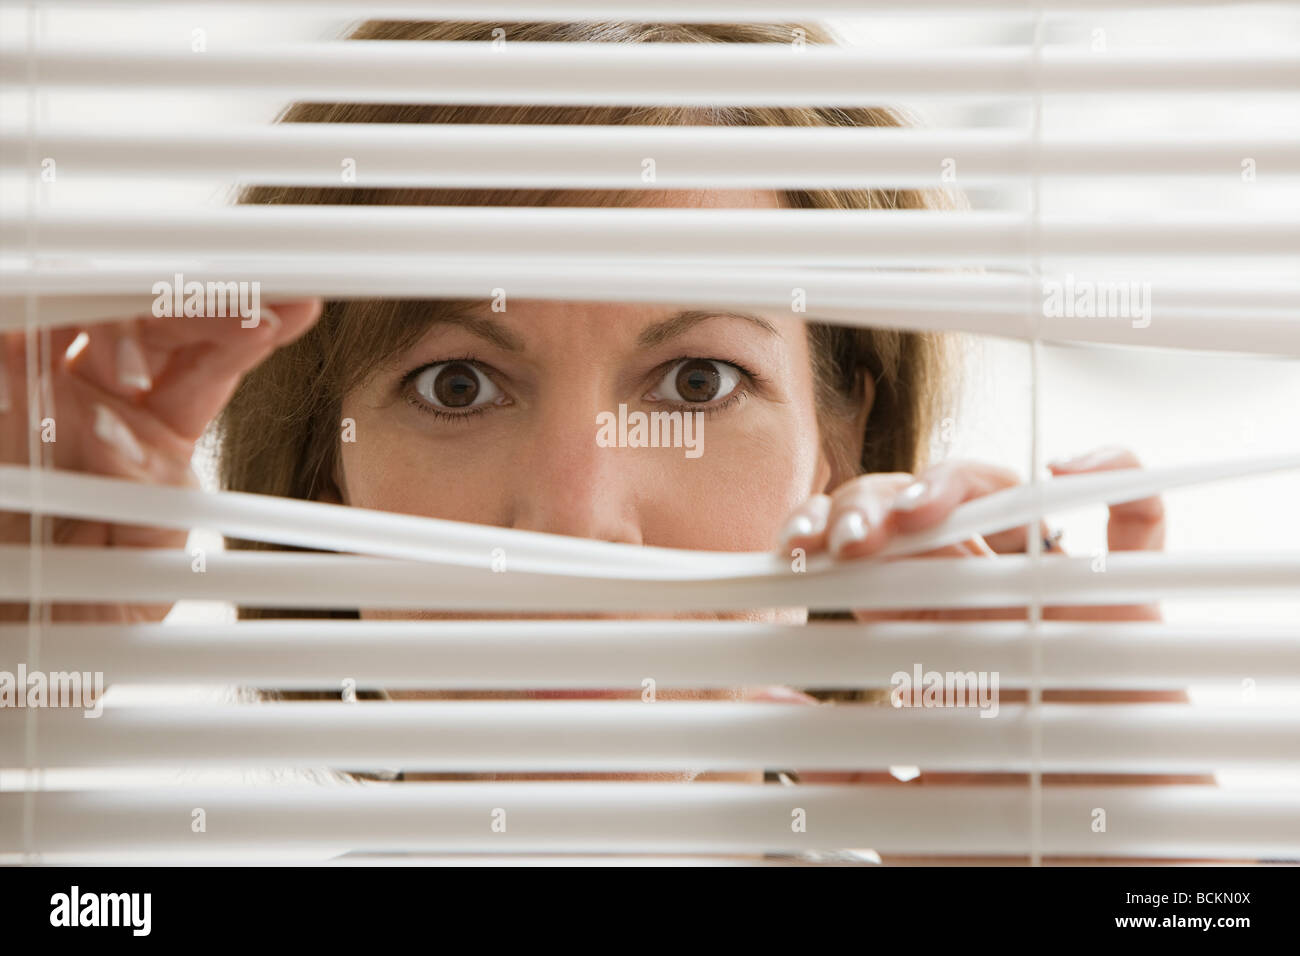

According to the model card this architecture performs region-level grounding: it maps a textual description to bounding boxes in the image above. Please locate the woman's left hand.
[770,445,1200,798]
[777,445,1164,623]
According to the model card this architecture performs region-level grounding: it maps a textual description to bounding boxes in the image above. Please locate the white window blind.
[1,1,1298,869]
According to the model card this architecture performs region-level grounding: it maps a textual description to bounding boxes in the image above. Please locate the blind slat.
[5,620,1296,689]
[7,207,1296,264]
[6,704,1297,773]
[4,546,1297,611]
[3,786,1295,858]
[4,42,1295,100]
[3,458,1295,578]
[5,272,1295,356]
[7,125,1296,184]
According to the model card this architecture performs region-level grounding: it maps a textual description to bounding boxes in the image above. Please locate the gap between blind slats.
[3,704,1296,772]
[5,125,1297,184]
[2,458,1294,577]
[2,42,1296,100]
[4,271,1295,356]
[2,786,1295,858]
[6,208,1296,264]
[3,621,1296,688]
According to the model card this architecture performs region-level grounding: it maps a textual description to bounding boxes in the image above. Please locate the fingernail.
[777,496,831,550]
[829,509,869,555]
[116,335,151,391]
[93,403,146,465]
[1047,451,1086,469]
[779,514,813,546]
[758,685,816,704]
[243,306,281,332]
[891,479,930,512]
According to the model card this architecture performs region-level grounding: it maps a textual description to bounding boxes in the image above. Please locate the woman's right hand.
[0,299,324,623]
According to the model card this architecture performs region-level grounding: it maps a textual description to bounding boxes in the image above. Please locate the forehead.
[621,188,785,210]
[493,188,785,324]
[371,187,800,362]
[437,299,806,356]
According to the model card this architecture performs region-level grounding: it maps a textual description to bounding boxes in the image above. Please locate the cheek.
[643,411,824,552]
[337,391,826,551]
[336,401,509,522]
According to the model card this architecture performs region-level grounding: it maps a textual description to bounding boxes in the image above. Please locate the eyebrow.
[636,310,780,348]
[425,311,527,352]
[426,308,779,352]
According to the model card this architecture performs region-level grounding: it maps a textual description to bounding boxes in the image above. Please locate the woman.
[0,19,1185,846]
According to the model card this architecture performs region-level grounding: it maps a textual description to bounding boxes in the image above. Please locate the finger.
[1046,446,1163,619]
[742,685,820,704]
[141,298,322,440]
[887,459,1022,535]
[794,771,885,784]
[881,538,986,562]
[774,474,912,558]
[138,296,321,351]
[1,326,87,421]
[63,318,160,401]
[823,472,915,559]
[63,300,319,409]
[61,372,195,481]
[854,599,1162,624]
[9,372,198,549]
[1042,601,1162,622]
[982,518,1058,555]
[2,328,112,467]
[775,493,832,555]
[1047,446,1165,552]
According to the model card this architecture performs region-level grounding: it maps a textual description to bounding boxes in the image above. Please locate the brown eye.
[676,359,721,402]
[412,361,502,410]
[652,358,741,405]
[433,362,478,407]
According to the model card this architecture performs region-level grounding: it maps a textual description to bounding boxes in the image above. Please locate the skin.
[0,300,324,623]
[0,188,1182,826]
[330,190,843,781]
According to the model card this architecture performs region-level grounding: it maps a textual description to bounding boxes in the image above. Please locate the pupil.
[435,362,479,407]
[676,360,720,402]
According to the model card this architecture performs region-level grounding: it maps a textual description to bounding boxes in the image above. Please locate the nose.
[507,398,644,547]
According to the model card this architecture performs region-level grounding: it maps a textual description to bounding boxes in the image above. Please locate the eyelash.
[400,354,762,422]
[652,354,761,418]
[400,354,499,424]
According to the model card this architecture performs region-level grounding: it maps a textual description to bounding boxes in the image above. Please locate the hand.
[776,446,1165,623]
[1,299,324,623]
[769,447,1204,801]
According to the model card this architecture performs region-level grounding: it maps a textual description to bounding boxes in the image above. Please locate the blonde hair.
[218,19,956,704]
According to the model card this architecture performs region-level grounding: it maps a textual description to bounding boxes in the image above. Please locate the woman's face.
[335,191,839,592]
[330,190,852,779]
